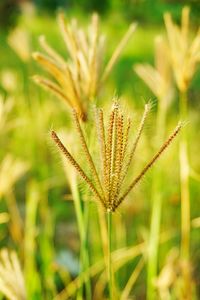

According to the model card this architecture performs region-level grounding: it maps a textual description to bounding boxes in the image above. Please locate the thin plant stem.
[121,257,145,300]
[71,176,84,299]
[179,91,191,296]
[147,102,167,300]
[24,181,42,298]
[55,230,174,300]
[147,185,162,300]
[107,210,113,300]
[83,196,92,300]
[98,206,109,265]
[71,175,92,300]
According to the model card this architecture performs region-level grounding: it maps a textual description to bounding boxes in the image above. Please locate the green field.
[0,3,200,300]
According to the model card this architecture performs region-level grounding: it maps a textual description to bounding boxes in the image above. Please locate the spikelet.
[164,6,200,92]
[33,13,137,121]
[134,36,173,107]
[52,101,182,212]
[0,249,26,300]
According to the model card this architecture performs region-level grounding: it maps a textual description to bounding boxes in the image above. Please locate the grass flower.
[51,101,181,212]
[33,13,137,121]
[0,249,26,300]
[164,6,200,92]
[51,100,182,299]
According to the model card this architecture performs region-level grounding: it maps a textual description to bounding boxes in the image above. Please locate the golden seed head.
[164,6,200,92]
[52,101,181,212]
[33,14,136,121]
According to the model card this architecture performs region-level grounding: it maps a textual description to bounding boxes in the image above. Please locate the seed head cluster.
[33,13,137,121]
[51,102,181,212]
[164,6,200,92]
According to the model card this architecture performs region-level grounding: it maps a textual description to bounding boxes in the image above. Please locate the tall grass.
[51,103,181,299]
[135,35,173,299]
[164,7,200,298]
[0,5,199,300]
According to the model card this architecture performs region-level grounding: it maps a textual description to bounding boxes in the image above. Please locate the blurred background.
[0,0,200,299]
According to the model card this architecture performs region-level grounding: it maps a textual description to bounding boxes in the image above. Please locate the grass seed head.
[33,13,136,121]
[164,6,200,92]
[0,249,26,300]
[52,101,181,212]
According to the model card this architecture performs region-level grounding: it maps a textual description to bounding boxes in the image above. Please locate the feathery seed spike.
[111,113,124,206]
[106,105,118,208]
[122,117,131,160]
[117,123,182,208]
[119,103,151,188]
[51,131,105,206]
[52,102,181,212]
[96,108,108,201]
[73,110,105,197]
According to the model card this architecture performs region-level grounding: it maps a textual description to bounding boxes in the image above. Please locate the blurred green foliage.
[120,0,200,24]
[32,0,200,23]
[1,0,200,30]
[0,0,20,30]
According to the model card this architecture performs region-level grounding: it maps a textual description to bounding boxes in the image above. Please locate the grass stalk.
[147,103,167,300]
[107,210,113,300]
[82,195,92,300]
[55,231,173,300]
[147,185,162,300]
[39,185,56,298]
[71,175,92,300]
[121,257,144,300]
[24,181,41,298]
[179,91,191,296]
[97,206,109,268]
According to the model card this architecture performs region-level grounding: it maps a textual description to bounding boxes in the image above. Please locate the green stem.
[179,91,191,295]
[71,176,92,300]
[82,198,92,300]
[107,210,113,300]
[147,188,162,300]
[147,102,167,300]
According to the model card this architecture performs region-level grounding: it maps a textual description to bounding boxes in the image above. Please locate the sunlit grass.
[0,6,199,300]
